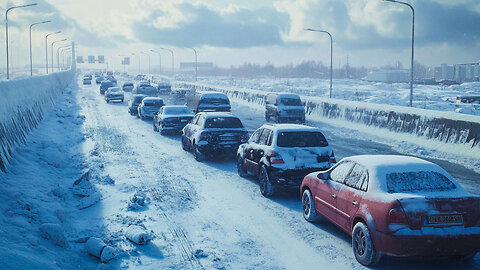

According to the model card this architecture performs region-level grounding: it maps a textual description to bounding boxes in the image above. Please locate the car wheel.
[265,113,270,121]
[153,122,158,132]
[259,165,274,197]
[121,99,124,103]
[302,189,322,222]
[193,144,204,162]
[352,222,382,266]
[181,136,189,151]
[237,156,248,177]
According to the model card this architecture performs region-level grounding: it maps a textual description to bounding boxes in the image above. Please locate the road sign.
[76,56,84,63]
[98,56,105,63]
[123,57,130,65]
[88,56,95,63]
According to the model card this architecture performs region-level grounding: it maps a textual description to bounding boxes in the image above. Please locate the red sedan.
[300,155,480,266]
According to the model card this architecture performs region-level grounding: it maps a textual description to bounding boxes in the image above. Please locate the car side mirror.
[317,172,329,180]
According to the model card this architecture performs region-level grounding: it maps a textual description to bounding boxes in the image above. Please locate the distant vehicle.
[95,75,104,84]
[439,79,461,86]
[181,112,248,161]
[108,77,117,86]
[456,95,480,104]
[104,87,124,103]
[153,105,194,135]
[186,92,231,113]
[237,124,335,197]
[99,80,114,95]
[265,93,305,123]
[170,89,194,105]
[133,81,157,95]
[134,74,145,81]
[122,81,134,92]
[128,94,147,115]
[138,97,164,119]
[301,155,480,266]
[84,74,92,80]
[106,71,113,77]
[157,82,172,96]
[82,77,92,85]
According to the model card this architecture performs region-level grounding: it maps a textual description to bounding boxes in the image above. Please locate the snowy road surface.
[73,75,480,269]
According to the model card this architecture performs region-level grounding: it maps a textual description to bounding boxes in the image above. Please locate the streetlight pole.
[132,53,140,74]
[57,45,71,71]
[160,47,174,76]
[305,28,333,98]
[45,31,61,74]
[140,52,151,74]
[383,0,415,107]
[51,38,67,73]
[29,20,50,76]
[5,3,38,79]
[188,47,197,81]
[61,48,71,70]
[150,50,162,74]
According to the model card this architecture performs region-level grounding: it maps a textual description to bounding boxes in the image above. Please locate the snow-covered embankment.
[0,70,75,172]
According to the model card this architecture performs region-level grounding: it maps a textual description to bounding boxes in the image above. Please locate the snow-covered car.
[137,97,164,119]
[237,124,335,197]
[95,75,104,84]
[122,81,134,92]
[157,82,172,96]
[133,81,157,95]
[82,77,92,85]
[186,92,231,113]
[181,112,248,161]
[128,94,147,115]
[99,80,114,95]
[265,93,305,123]
[104,87,124,103]
[300,155,480,266]
[153,105,194,135]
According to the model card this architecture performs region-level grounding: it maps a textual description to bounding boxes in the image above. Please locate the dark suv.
[186,92,231,113]
[237,124,335,197]
[128,94,147,115]
[99,80,114,95]
[181,112,248,161]
[265,93,305,123]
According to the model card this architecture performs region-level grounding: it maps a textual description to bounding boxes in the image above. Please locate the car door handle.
[331,194,336,198]
[352,200,358,206]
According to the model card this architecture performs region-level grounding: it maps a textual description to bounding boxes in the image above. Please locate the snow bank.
[0,70,76,172]
[177,82,480,150]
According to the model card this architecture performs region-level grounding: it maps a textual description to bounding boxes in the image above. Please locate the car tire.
[182,136,189,151]
[302,189,322,222]
[193,144,204,162]
[153,122,158,132]
[265,113,270,121]
[259,165,274,197]
[120,99,124,103]
[237,156,248,177]
[352,222,382,266]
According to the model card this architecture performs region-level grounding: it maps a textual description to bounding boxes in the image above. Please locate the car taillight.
[388,207,408,225]
[267,151,284,164]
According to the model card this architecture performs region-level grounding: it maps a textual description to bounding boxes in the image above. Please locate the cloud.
[131,2,289,48]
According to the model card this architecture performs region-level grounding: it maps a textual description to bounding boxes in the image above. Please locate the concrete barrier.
[0,70,75,172]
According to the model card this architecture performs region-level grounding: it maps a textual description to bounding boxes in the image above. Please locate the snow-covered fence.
[177,82,480,149]
[0,70,75,172]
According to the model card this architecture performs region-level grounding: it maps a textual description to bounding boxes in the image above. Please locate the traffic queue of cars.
[87,73,480,266]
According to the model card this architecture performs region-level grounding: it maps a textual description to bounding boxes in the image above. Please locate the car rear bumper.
[269,167,326,188]
[374,229,480,256]
[197,141,241,155]
[278,115,305,122]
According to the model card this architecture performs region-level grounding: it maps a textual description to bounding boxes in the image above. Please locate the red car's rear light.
[267,151,284,164]
[388,207,408,225]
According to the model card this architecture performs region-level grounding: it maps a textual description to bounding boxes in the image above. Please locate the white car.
[105,87,124,103]
[153,105,194,135]
[138,97,164,119]
[122,81,134,92]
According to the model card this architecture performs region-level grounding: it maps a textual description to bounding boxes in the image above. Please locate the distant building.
[363,69,409,83]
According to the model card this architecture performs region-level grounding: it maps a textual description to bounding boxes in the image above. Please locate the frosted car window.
[249,129,262,144]
[259,129,272,145]
[386,171,456,193]
[330,162,354,184]
[279,98,302,106]
[204,117,243,129]
[277,132,328,147]
[344,164,368,191]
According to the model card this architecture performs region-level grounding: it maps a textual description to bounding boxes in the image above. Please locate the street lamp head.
[42,20,51,24]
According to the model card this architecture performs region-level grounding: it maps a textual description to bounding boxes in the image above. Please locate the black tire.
[120,99,124,103]
[106,99,109,103]
[352,222,382,266]
[302,189,321,222]
[237,156,248,177]
[153,122,158,132]
[259,165,274,197]
[193,144,204,162]
[265,113,270,121]
[182,136,189,151]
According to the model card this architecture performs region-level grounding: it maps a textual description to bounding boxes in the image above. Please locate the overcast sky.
[1,0,480,70]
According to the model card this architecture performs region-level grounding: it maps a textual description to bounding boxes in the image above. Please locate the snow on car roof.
[142,97,163,102]
[198,111,236,118]
[273,93,302,98]
[200,92,229,99]
[261,123,319,132]
[162,105,188,109]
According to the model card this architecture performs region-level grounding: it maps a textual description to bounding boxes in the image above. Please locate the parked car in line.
[99,80,114,95]
[128,94,147,115]
[108,77,117,86]
[186,92,231,113]
[104,87,124,103]
[170,89,194,105]
[300,155,480,266]
[95,75,104,84]
[153,105,194,135]
[122,81,134,92]
[138,97,164,119]
[182,112,248,161]
[133,81,157,95]
[83,76,92,85]
[265,93,305,123]
[237,124,335,197]
[157,82,172,96]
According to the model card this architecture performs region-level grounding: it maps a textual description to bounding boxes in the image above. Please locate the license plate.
[428,214,463,224]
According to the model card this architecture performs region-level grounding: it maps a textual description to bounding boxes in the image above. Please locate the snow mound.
[125,225,153,245]
[39,223,66,247]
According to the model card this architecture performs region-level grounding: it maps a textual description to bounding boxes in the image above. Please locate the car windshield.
[205,117,243,128]
[386,171,456,193]
[276,131,328,147]
[144,100,163,107]
[124,83,133,86]
[109,88,121,92]
[164,107,191,115]
[201,98,229,105]
[280,98,302,106]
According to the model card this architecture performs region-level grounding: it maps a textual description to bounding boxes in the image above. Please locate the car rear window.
[277,131,328,147]
[144,100,164,106]
[164,107,190,115]
[200,98,229,105]
[205,117,243,129]
[279,98,302,106]
[386,171,456,193]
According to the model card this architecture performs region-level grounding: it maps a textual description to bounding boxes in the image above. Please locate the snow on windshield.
[386,171,456,193]
[277,132,328,147]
